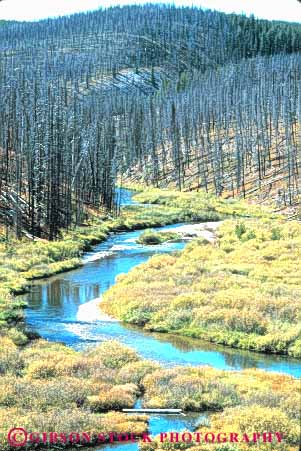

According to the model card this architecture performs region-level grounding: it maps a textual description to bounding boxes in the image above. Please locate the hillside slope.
[0,5,300,238]
[125,54,300,215]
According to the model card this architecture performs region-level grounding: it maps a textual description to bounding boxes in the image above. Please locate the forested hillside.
[0,5,300,238]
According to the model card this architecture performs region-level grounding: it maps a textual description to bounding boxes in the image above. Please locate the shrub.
[88,383,139,412]
[88,340,140,369]
[271,227,282,240]
[234,222,246,239]
[117,360,161,385]
[0,337,24,375]
[209,405,300,445]
[26,361,59,379]
[137,230,181,245]
[7,328,28,345]
[0,407,148,450]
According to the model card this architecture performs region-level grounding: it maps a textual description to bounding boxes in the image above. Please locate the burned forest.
[0,5,300,238]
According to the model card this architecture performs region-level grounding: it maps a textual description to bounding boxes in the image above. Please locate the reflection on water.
[75,443,139,451]
[22,189,301,451]
[125,326,301,376]
[115,187,139,207]
[24,221,301,377]
[29,278,102,318]
[24,189,301,378]
[148,412,206,436]
[26,224,186,325]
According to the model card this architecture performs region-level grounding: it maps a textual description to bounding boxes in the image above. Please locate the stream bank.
[24,192,301,377]
[20,189,301,451]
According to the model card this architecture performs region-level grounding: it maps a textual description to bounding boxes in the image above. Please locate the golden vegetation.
[137,229,181,245]
[102,194,301,357]
[133,187,278,220]
[0,186,300,451]
[140,367,300,451]
[0,187,261,344]
[1,336,299,451]
[0,338,149,450]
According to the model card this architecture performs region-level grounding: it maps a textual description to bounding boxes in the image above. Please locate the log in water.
[123,409,183,414]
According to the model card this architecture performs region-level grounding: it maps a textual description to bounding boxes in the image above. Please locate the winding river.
[24,189,301,451]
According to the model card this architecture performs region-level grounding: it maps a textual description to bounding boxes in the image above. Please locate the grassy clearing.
[133,188,278,220]
[102,216,301,357]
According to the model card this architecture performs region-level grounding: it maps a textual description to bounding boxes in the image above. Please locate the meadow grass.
[0,338,149,450]
[0,336,299,450]
[102,217,301,357]
[137,230,181,245]
[0,202,199,342]
[141,366,300,451]
[0,187,262,344]
[132,187,279,220]
[0,186,299,451]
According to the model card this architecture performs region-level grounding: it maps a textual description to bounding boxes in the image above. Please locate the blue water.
[23,188,301,451]
[25,224,186,340]
[76,410,204,451]
[25,218,301,378]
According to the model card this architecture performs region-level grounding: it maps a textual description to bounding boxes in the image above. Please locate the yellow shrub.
[88,340,140,369]
[0,337,23,374]
[88,383,139,411]
[102,218,301,357]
